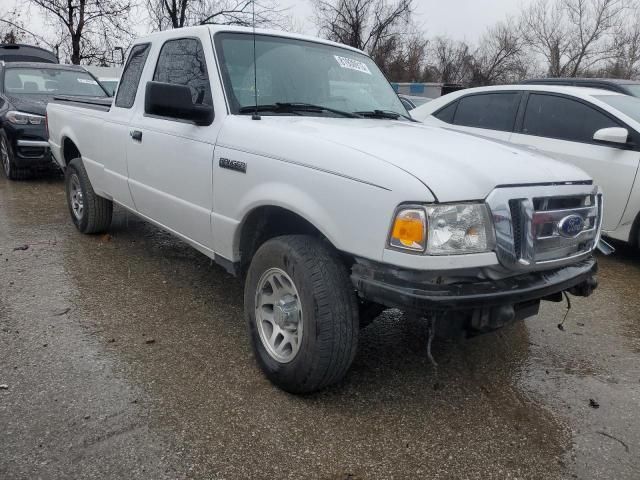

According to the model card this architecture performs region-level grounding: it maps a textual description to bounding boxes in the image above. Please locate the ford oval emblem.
[558,215,585,238]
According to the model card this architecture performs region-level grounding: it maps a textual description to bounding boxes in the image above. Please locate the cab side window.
[153,38,212,106]
[452,93,521,132]
[115,44,150,109]
[522,94,619,143]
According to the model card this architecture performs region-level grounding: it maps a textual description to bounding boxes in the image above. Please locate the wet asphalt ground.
[1,174,639,480]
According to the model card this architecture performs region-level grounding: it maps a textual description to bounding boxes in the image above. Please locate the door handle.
[130,130,142,142]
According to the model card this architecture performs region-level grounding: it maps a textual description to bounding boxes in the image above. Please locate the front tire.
[0,131,30,180]
[245,235,359,394]
[65,157,113,234]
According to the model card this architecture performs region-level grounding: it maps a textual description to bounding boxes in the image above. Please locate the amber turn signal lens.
[389,209,427,251]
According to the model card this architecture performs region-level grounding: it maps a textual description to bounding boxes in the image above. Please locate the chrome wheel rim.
[255,268,303,363]
[69,174,84,220]
[0,137,10,175]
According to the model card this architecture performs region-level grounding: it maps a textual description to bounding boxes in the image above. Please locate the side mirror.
[593,127,629,145]
[145,81,213,126]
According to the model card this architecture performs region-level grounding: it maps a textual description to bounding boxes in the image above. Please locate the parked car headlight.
[7,111,45,125]
[389,203,494,255]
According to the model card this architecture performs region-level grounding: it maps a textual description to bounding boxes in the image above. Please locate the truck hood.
[219,117,592,202]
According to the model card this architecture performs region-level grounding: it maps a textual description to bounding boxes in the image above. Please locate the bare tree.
[468,21,528,85]
[312,0,414,55]
[0,8,26,44]
[0,5,64,58]
[521,0,629,77]
[425,36,471,84]
[373,32,427,81]
[604,7,640,78]
[28,0,134,65]
[147,0,290,30]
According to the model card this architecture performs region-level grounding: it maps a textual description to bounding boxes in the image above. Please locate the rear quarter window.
[115,44,151,109]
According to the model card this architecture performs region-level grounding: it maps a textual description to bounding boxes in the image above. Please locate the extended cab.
[47,26,602,393]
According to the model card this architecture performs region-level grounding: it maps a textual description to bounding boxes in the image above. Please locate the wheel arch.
[235,205,351,276]
[61,135,81,167]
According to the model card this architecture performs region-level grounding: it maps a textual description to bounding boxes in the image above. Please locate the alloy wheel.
[255,267,303,363]
[69,174,84,220]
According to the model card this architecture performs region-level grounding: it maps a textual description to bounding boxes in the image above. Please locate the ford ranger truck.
[46,26,602,394]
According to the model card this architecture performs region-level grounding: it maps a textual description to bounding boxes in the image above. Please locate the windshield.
[214,32,408,117]
[595,94,640,123]
[3,67,107,97]
[625,84,640,97]
[100,80,119,96]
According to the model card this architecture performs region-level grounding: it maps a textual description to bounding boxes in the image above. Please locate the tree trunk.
[71,34,81,64]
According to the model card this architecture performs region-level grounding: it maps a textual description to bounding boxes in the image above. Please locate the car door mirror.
[593,127,629,145]
[145,81,213,126]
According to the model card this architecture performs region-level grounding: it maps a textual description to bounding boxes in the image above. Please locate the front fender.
[211,145,431,264]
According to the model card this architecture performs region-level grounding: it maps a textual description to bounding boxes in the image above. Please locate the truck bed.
[51,95,113,112]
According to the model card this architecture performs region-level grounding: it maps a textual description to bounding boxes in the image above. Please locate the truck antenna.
[251,0,261,121]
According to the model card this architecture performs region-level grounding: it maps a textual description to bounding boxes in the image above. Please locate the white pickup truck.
[47,26,602,393]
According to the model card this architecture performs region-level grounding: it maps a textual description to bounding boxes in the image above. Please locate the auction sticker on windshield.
[77,78,98,85]
[334,55,371,75]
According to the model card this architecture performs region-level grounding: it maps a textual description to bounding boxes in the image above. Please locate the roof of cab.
[132,25,367,55]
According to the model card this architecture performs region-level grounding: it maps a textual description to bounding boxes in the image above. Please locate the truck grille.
[487,184,602,271]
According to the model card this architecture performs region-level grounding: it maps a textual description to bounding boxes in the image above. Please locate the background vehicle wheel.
[0,131,30,180]
[245,235,359,394]
[65,157,113,234]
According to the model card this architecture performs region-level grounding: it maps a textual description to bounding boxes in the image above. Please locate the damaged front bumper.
[351,256,598,314]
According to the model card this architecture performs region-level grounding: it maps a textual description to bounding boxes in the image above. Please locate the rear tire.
[0,131,30,180]
[65,157,113,234]
[245,235,359,394]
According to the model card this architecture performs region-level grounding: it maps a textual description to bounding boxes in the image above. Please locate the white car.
[411,85,640,247]
[47,27,602,393]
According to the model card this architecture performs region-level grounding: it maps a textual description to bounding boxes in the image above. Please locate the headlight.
[389,203,494,255]
[7,111,44,125]
[425,204,494,254]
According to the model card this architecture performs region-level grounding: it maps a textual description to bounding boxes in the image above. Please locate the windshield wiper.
[355,109,415,121]
[239,102,361,118]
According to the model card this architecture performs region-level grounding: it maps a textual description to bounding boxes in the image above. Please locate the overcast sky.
[281,0,532,41]
[14,0,534,52]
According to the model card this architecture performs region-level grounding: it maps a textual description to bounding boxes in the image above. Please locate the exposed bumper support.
[351,256,598,313]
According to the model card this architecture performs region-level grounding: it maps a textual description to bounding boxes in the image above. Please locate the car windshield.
[595,94,640,123]
[100,80,119,96]
[625,84,640,97]
[214,32,408,118]
[3,67,107,97]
